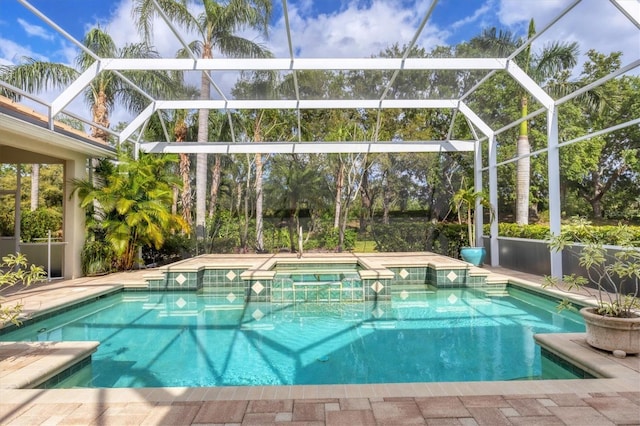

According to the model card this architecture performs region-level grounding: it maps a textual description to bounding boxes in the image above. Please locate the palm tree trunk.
[30,164,39,211]
[175,115,192,229]
[180,154,192,227]
[208,155,222,220]
[91,91,110,142]
[516,95,530,225]
[196,68,209,240]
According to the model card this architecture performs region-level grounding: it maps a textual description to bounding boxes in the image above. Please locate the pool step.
[483,284,510,297]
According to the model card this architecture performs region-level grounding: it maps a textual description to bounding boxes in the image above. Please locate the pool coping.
[0,254,638,401]
[0,341,99,389]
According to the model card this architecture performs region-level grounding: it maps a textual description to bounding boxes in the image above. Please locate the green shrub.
[20,208,62,242]
[496,223,550,239]
[143,233,193,266]
[492,222,640,245]
[81,240,115,276]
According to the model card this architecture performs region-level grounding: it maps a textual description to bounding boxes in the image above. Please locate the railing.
[484,236,638,294]
[0,232,66,280]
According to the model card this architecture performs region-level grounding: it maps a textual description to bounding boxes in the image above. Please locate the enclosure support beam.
[547,105,562,279]
[474,140,483,247]
[488,134,499,266]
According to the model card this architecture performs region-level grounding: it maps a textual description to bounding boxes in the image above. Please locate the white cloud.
[17,18,55,41]
[450,0,494,32]
[0,37,49,64]
[497,0,639,65]
[268,0,448,58]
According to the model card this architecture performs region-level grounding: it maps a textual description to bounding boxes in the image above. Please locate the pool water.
[1,287,585,388]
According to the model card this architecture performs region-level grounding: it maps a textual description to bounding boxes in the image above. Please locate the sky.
[0,0,638,126]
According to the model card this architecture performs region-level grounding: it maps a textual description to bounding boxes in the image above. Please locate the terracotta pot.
[580,307,640,354]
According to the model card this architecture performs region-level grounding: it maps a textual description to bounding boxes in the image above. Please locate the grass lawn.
[354,240,377,253]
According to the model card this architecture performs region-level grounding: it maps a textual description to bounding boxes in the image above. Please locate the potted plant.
[452,187,494,266]
[544,218,640,355]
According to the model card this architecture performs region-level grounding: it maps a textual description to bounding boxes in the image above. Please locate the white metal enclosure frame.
[2,0,639,279]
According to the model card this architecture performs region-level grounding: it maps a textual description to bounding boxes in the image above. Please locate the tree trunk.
[254,120,264,252]
[208,155,222,220]
[91,91,110,142]
[172,186,178,216]
[516,95,530,225]
[359,162,371,233]
[196,45,213,240]
[30,164,39,211]
[175,117,192,229]
[382,170,391,225]
[334,159,344,229]
[180,154,192,227]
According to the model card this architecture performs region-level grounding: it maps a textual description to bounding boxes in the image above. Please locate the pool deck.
[1,253,639,425]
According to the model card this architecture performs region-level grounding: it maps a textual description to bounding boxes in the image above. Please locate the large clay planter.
[580,307,640,354]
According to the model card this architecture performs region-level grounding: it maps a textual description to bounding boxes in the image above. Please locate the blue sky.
[1,0,638,124]
[5,0,637,65]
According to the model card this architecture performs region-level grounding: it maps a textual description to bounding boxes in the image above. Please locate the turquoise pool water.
[1,287,585,388]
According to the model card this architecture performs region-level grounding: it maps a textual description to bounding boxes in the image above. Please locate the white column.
[14,164,21,254]
[473,140,483,246]
[547,105,562,279]
[63,157,87,278]
[488,134,499,266]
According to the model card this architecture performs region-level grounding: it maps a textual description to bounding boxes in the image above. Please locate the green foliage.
[0,253,46,325]
[493,222,640,244]
[372,222,427,252]
[543,218,640,318]
[73,153,188,270]
[321,227,357,251]
[372,221,468,258]
[496,223,551,239]
[451,187,494,247]
[80,240,115,276]
[143,233,194,266]
[206,210,242,254]
[20,208,62,242]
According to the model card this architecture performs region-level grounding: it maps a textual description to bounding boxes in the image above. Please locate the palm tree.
[133,0,273,241]
[0,28,183,143]
[72,153,188,270]
[467,22,578,224]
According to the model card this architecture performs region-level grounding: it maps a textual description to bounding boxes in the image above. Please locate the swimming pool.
[0,286,585,388]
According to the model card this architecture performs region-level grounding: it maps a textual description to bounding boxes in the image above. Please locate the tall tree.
[133,0,273,241]
[465,23,578,224]
[561,51,640,218]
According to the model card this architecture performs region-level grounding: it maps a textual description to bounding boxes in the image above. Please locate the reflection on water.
[1,287,585,388]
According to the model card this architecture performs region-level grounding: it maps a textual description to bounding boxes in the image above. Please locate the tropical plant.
[544,217,640,318]
[0,253,46,325]
[133,0,273,240]
[452,187,494,247]
[72,153,189,270]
